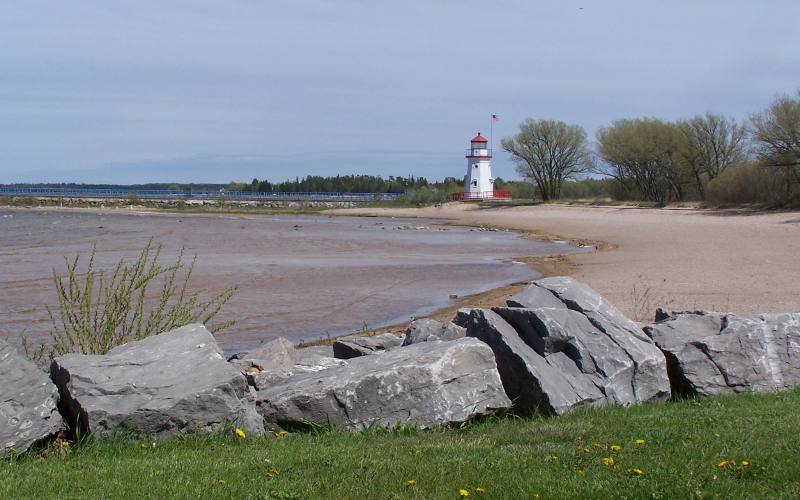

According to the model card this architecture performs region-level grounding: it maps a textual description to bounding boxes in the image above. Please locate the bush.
[706,163,798,206]
[24,239,237,360]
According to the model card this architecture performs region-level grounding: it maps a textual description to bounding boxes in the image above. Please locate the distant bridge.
[0,187,400,202]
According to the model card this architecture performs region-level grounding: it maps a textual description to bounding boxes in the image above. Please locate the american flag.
[492,114,499,122]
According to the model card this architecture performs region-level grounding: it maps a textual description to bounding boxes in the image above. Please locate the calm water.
[0,209,581,351]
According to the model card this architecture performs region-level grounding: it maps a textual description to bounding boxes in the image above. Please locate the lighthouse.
[464,132,494,198]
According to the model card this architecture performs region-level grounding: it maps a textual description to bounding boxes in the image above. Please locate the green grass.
[3,390,799,499]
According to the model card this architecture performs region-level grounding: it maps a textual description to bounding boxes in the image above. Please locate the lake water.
[0,209,580,352]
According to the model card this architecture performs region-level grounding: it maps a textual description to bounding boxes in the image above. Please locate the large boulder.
[645,311,800,396]
[507,277,671,403]
[0,340,62,456]
[256,337,511,431]
[463,309,603,415]
[402,318,466,346]
[494,306,670,406]
[51,324,263,439]
[459,277,671,415]
[332,333,403,359]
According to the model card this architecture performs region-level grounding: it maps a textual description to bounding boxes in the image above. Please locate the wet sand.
[331,203,800,320]
[0,209,582,351]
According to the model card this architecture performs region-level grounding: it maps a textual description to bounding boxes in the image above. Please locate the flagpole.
[490,114,494,154]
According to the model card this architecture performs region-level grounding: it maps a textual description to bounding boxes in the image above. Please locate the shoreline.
[326,202,800,321]
[3,205,572,348]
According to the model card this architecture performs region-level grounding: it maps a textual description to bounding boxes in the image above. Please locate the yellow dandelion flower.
[475,486,486,494]
[718,460,729,468]
[741,460,750,467]
[265,467,280,479]
[602,457,615,467]
[593,442,601,449]
[218,480,226,486]
[610,445,622,452]
[628,468,644,476]
[139,442,148,449]
[273,430,289,438]
[459,489,470,497]
[406,479,416,487]
[195,422,205,430]
[634,439,646,445]
[234,427,246,439]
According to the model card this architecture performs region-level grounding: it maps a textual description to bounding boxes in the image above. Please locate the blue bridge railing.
[0,187,400,202]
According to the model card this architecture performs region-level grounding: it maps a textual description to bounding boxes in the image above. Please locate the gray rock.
[463,309,603,415]
[51,324,264,439]
[231,339,346,390]
[402,318,466,346]
[0,340,62,456]
[507,285,567,309]
[296,345,335,359]
[645,312,800,396]
[494,306,670,405]
[452,308,473,328]
[256,337,511,431]
[332,333,403,359]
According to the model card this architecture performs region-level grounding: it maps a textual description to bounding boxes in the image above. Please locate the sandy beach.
[330,203,800,320]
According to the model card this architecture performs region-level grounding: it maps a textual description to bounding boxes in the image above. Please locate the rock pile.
[2,276,799,455]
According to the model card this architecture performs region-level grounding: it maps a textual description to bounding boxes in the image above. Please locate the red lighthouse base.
[451,190,512,201]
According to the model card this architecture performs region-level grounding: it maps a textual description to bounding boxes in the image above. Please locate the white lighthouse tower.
[464,132,494,199]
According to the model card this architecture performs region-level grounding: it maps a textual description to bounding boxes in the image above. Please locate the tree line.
[503,89,800,205]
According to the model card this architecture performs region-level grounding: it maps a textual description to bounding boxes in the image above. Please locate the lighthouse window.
[472,180,478,187]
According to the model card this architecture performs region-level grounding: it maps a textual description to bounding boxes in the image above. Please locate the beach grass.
[2,389,799,499]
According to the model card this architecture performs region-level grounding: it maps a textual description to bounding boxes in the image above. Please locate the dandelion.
[602,457,615,467]
[718,460,729,469]
[628,468,644,476]
[741,460,750,467]
[139,442,148,449]
[234,427,246,439]
[610,445,622,452]
[273,430,289,439]
[634,439,646,445]
[459,489,470,497]
[218,480,226,486]
[593,442,601,449]
[475,487,486,495]
[196,422,205,430]
[406,480,416,487]
[7,446,17,456]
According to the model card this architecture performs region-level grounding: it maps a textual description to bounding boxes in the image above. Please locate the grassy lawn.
[2,390,798,499]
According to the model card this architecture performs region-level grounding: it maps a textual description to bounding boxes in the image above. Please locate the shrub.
[706,163,798,207]
[24,239,237,359]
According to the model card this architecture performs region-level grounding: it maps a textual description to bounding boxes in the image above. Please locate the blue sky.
[1,1,799,184]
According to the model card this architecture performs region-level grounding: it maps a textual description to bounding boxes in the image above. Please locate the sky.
[1,1,799,184]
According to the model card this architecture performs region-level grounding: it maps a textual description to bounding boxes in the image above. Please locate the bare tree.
[750,90,800,196]
[501,119,591,201]
[595,118,690,203]
[678,113,748,200]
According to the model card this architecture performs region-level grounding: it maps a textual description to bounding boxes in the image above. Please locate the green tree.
[750,90,800,197]
[678,113,748,200]
[502,119,591,201]
[596,118,690,203]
